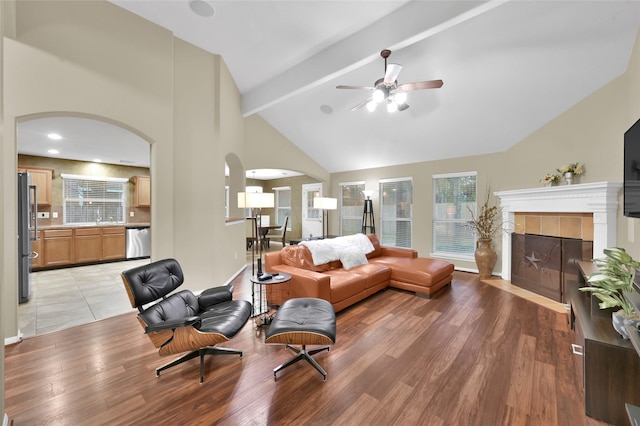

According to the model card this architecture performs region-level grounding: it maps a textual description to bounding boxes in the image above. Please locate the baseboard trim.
[4,329,23,346]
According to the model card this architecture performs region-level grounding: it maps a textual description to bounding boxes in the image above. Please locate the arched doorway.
[17,114,151,337]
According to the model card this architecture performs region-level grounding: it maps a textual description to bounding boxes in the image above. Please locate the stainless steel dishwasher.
[126,226,150,259]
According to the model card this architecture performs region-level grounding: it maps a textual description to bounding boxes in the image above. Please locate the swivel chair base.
[273,344,330,382]
[156,346,243,384]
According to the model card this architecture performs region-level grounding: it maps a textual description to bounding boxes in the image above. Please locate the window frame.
[379,177,413,248]
[61,173,128,225]
[431,171,478,261]
[273,186,292,229]
[338,181,365,236]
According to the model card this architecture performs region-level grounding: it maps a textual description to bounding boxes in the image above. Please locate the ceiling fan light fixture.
[372,87,386,103]
[387,101,398,113]
[366,101,377,112]
[394,91,407,105]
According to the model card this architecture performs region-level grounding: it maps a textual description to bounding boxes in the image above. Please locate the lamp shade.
[238,192,274,208]
[313,197,337,210]
[363,190,373,199]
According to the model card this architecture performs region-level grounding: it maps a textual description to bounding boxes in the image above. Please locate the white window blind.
[339,181,365,236]
[62,174,127,225]
[380,178,412,248]
[274,186,291,227]
[432,172,477,259]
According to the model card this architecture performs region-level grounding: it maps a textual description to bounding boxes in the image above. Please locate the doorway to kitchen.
[17,115,151,337]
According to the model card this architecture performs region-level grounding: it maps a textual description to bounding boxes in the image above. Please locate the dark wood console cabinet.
[569,262,640,425]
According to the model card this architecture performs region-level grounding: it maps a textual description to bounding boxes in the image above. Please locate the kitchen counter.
[38,223,150,230]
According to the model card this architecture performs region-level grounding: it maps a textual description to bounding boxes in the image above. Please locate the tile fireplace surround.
[495,182,622,281]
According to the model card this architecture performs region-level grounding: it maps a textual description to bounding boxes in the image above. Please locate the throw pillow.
[340,251,368,270]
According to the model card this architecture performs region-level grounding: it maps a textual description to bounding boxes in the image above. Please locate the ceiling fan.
[336,49,443,112]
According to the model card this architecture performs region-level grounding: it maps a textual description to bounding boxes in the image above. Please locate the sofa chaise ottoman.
[263,234,454,312]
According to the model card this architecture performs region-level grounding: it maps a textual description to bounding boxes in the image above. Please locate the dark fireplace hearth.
[511,233,593,303]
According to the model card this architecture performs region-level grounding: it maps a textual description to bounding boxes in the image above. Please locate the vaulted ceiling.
[19,1,640,174]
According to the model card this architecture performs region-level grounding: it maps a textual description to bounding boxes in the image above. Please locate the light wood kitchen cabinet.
[43,229,73,267]
[74,227,102,264]
[18,166,53,206]
[32,230,44,269]
[102,226,126,260]
[35,226,127,270]
[132,175,150,207]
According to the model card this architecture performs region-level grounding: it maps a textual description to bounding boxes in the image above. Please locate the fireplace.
[495,182,622,293]
[511,233,593,302]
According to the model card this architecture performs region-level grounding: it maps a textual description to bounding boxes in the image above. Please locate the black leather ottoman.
[265,297,336,381]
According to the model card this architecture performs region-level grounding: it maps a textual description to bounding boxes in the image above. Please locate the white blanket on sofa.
[300,233,375,266]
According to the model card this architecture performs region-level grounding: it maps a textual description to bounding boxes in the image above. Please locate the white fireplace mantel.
[495,182,622,280]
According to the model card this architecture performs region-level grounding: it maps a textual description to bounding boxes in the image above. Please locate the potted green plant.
[579,247,640,339]
[466,191,503,279]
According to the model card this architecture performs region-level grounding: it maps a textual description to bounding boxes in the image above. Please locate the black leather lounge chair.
[121,258,252,383]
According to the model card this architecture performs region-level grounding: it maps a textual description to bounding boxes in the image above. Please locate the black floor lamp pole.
[362,199,375,234]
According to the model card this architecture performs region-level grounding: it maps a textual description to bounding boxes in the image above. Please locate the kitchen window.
[339,181,365,236]
[432,171,477,260]
[62,174,128,225]
[380,178,412,248]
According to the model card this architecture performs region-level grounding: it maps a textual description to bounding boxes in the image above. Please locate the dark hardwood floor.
[5,268,607,425]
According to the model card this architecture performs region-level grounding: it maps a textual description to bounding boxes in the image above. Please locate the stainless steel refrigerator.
[18,172,38,304]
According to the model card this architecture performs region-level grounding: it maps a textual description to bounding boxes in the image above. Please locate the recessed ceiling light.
[47,133,62,140]
[189,0,215,17]
[93,159,102,163]
[48,149,59,154]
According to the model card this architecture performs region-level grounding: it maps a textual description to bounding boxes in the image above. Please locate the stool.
[265,298,336,381]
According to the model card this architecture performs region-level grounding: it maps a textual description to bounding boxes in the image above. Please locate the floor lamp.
[313,197,337,238]
[362,190,375,234]
[238,192,274,276]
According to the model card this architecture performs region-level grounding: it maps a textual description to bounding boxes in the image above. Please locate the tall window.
[380,178,412,248]
[339,181,365,236]
[432,172,477,259]
[62,174,128,225]
[274,186,291,228]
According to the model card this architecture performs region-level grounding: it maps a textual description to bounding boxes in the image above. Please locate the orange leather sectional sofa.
[263,234,454,312]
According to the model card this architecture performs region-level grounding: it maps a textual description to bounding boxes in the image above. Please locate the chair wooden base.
[273,344,330,382]
[156,346,243,384]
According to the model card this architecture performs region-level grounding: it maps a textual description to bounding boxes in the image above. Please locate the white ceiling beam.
[241,0,508,117]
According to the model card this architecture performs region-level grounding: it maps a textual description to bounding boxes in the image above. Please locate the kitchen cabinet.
[74,227,102,263]
[132,175,150,207]
[18,166,53,206]
[32,230,44,269]
[102,226,126,260]
[43,229,73,267]
[35,226,127,270]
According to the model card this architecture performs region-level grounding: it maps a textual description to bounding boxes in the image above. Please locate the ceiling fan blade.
[398,103,410,112]
[383,63,402,85]
[350,96,373,111]
[398,79,444,91]
[336,85,374,90]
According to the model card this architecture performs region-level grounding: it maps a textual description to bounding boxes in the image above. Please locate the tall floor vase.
[475,239,497,279]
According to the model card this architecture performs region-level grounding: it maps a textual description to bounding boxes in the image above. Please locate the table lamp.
[238,191,274,276]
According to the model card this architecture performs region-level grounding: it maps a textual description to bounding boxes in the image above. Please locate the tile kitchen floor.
[18,259,150,338]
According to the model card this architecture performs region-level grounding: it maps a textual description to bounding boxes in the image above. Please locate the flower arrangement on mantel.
[466,191,503,241]
[557,162,585,176]
[540,173,561,186]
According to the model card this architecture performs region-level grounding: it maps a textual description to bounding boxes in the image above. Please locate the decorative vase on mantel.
[475,239,497,279]
[564,172,574,185]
